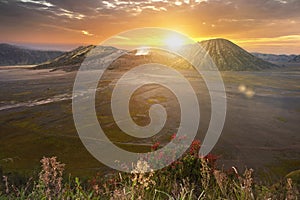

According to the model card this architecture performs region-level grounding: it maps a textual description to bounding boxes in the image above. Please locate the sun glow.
[164,35,186,50]
[135,47,150,55]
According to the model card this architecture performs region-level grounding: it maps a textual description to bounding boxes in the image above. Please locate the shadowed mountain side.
[199,39,278,71]
[289,55,300,63]
[0,43,64,66]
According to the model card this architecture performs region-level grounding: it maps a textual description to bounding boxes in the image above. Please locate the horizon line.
[1,40,299,55]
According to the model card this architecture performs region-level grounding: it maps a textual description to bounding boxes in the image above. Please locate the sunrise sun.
[164,35,186,50]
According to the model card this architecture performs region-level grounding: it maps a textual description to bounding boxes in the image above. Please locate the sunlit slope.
[34,45,96,71]
[199,38,278,71]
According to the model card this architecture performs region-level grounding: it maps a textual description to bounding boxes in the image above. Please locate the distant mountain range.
[252,53,299,63]
[0,43,64,66]
[288,55,300,63]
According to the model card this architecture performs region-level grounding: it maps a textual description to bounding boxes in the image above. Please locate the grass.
[0,139,299,200]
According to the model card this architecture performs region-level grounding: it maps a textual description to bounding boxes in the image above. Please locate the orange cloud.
[0,0,299,53]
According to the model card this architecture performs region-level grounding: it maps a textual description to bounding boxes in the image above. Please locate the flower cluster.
[38,156,65,199]
[149,133,219,171]
[130,160,156,197]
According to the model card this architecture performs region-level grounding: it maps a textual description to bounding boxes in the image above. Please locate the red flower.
[151,142,160,151]
[204,153,218,163]
[203,153,218,169]
[189,139,201,156]
[170,133,176,140]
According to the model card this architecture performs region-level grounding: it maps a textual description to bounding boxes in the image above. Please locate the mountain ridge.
[33,38,279,71]
[0,43,64,66]
[33,45,124,71]
[33,45,96,71]
[288,55,300,63]
[252,52,299,63]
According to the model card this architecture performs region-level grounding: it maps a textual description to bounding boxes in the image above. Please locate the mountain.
[199,39,278,71]
[288,55,300,63]
[33,45,123,71]
[0,43,64,66]
[252,53,296,63]
[34,45,95,71]
[34,39,279,72]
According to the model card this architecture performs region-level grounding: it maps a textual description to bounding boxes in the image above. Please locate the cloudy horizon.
[0,0,299,54]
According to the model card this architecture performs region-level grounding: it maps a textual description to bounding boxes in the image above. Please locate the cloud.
[81,30,93,36]
[112,35,130,40]
[0,0,299,53]
[18,0,54,7]
[54,8,86,19]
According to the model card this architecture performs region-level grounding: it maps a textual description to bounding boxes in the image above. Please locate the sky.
[0,0,299,54]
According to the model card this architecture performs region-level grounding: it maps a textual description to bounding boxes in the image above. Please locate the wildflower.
[38,157,65,199]
[240,168,254,199]
[189,139,201,156]
[204,153,218,168]
[171,133,176,140]
[213,170,227,194]
[151,142,160,151]
[130,160,156,191]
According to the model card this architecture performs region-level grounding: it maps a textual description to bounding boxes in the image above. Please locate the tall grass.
[0,139,299,199]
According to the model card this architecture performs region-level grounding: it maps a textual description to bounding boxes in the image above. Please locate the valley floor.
[0,65,299,178]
